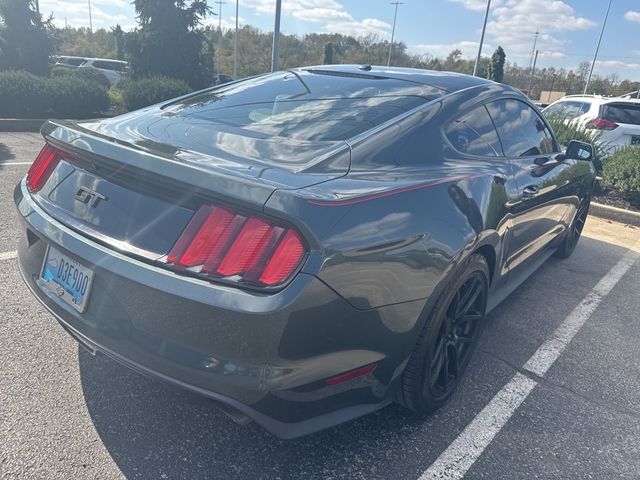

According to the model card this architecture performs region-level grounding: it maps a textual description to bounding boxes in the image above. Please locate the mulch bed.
[593,187,640,213]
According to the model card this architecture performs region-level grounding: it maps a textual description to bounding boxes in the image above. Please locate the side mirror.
[565,140,594,162]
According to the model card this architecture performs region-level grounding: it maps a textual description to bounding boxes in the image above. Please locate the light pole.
[528,30,539,73]
[472,0,491,77]
[215,0,226,77]
[583,0,613,95]
[271,0,282,72]
[387,1,403,66]
[87,0,93,34]
[233,0,239,80]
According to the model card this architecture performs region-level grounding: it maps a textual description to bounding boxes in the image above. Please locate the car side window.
[487,99,557,157]
[444,105,503,157]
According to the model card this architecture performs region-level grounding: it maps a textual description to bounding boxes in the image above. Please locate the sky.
[39,0,640,81]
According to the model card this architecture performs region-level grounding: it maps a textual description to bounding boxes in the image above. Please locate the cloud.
[595,60,640,70]
[241,0,391,38]
[40,0,130,28]
[452,0,595,62]
[625,11,640,23]
[449,0,500,12]
[412,41,492,58]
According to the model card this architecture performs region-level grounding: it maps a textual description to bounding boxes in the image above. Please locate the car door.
[486,98,576,273]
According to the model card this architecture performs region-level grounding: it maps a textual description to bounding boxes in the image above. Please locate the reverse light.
[587,117,618,131]
[26,144,64,192]
[167,205,306,288]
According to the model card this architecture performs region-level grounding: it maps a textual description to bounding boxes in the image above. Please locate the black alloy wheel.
[398,254,489,413]
[555,195,590,259]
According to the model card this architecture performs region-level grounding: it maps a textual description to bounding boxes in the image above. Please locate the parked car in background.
[543,95,640,155]
[15,65,596,438]
[213,73,233,86]
[54,56,87,68]
[79,58,128,86]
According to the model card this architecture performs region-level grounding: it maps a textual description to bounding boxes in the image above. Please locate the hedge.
[118,75,192,111]
[0,70,109,118]
[602,146,640,207]
[51,66,111,90]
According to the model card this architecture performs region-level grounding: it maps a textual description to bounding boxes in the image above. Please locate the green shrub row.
[0,70,193,118]
[117,75,193,111]
[50,66,112,89]
[0,70,109,118]
[602,146,640,207]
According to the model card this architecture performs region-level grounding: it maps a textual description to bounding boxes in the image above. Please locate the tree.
[0,0,53,75]
[490,46,505,83]
[323,42,333,65]
[111,25,124,60]
[126,0,214,88]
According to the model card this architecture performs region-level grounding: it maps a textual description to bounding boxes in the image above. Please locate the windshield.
[165,70,444,142]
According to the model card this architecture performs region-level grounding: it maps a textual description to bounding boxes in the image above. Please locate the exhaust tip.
[210,399,252,426]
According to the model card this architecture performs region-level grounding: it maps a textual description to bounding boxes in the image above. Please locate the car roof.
[295,64,497,94]
[83,58,128,64]
[550,95,640,106]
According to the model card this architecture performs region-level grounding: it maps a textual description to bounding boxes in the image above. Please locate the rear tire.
[555,195,590,259]
[397,254,489,413]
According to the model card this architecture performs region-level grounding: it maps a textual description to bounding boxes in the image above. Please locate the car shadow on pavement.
[77,235,632,480]
[78,347,439,480]
[0,143,15,162]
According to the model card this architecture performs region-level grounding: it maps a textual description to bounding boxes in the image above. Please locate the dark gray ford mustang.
[15,65,596,438]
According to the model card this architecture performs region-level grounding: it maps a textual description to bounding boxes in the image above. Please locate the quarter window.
[444,105,503,157]
[487,99,557,157]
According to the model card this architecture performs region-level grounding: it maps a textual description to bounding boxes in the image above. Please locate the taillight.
[587,117,618,130]
[26,144,64,192]
[167,205,306,288]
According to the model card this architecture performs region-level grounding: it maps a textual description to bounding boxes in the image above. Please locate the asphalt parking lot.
[2,132,640,480]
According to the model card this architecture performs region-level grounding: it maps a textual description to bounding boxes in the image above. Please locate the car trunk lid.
[33,117,350,258]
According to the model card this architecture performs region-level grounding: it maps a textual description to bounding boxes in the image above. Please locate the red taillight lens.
[588,117,618,130]
[167,205,306,288]
[26,144,63,192]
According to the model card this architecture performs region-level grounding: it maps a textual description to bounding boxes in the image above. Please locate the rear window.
[167,70,443,142]
[92,60,125,71]
[543,100,591,119]
[602,103,640,125]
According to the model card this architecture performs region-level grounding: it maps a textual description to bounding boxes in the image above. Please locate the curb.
[590,202,640,228]
[0,119,45,132]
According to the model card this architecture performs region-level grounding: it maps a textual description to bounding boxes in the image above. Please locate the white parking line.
[419,248,639,480]
[0,251,17,261]
[0,162,31,166]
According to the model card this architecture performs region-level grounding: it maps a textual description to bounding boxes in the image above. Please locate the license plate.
[40,246,94,313]
[632,136,640,145]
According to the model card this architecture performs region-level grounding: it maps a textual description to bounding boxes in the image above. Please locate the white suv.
[543,95,640,155]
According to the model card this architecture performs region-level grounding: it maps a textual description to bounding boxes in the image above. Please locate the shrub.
[545,114,606,172]
[0,70,109,118]
[49,66,111,89]
[46,76,110,117]
[602,146,640,207]
[120,75,192,111]
[0,70,49,117]
[71,67,111,89]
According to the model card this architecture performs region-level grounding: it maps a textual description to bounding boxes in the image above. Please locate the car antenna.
[358,64,372,71]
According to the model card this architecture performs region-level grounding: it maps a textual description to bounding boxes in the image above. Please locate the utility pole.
[215,1,226,77]
[584,0,613,95]
[87,0,93,34]
[527,49,538,98]
[233,0,239,80]
[472,0,491,77]
[528,30,539,73]
[271,0,282,72]
[387,1,403,66]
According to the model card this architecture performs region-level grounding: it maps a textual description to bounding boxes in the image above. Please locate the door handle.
[522,185,539,199]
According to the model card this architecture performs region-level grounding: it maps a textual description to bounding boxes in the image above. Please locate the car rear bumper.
[14,181,424,438]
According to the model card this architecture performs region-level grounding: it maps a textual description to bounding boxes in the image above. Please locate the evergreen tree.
[490,46,505,83]
[111,25,124,60]
[323,42,333,65]
[126,0,213,89]
[0,0,52,75]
